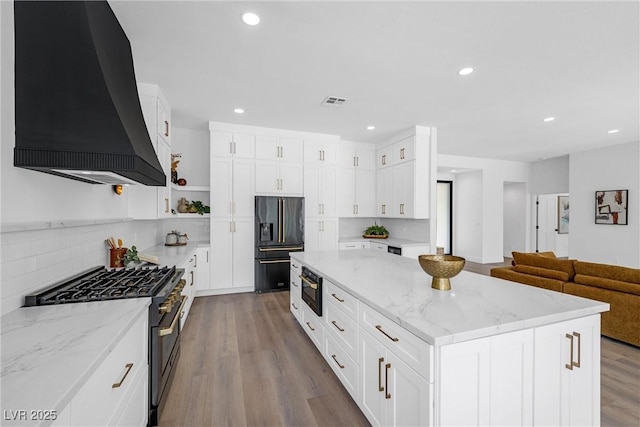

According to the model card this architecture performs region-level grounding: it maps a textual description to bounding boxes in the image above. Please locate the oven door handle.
[298,274,318,290]
[159,296,187,337]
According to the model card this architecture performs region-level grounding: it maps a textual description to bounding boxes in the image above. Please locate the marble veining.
[1,299,149,424]
[291,250,609,345]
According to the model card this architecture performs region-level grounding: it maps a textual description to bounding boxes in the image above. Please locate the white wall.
[529,156,570,195]
[454,170,483,262]
[438,154,530,263]
[569,141,640,267]
[171,127,210,187]
[503,183,527,257]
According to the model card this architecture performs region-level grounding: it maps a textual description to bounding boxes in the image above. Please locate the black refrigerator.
[254,196,304,292]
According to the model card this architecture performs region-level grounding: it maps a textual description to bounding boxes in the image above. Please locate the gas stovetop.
[24,265,177,306]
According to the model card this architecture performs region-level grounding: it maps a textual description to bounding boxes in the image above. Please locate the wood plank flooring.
[160,260,640,426]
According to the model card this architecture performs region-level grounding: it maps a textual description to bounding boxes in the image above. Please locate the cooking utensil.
[117,238,123,248]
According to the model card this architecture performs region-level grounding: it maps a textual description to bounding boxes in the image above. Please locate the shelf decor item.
[170,153,182,184]
[186,200,210,215]
[595,189,628,225]
[177,197,189,213]
[418,254,466,291]
[363,223,389,239]
[558,195,570,234]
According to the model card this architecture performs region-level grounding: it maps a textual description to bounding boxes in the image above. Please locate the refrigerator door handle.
[282,199,286,243]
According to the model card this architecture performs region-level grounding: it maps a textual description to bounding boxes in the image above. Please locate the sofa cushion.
[574,261,640,284]
[490,266,564,292]
[511,252,576,281]
[512,251,556,265]
[574,275,640,297]
[513,264,570,282]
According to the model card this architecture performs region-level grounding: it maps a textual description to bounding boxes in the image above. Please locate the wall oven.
[300,266,322,316]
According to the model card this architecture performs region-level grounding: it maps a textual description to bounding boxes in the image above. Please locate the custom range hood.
[13,1,166,186]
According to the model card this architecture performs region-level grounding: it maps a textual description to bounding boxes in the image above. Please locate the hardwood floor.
[161,261,640,426]
[159,291,369,427]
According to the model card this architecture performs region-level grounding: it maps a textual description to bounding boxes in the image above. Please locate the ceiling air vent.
[321,96,348,107]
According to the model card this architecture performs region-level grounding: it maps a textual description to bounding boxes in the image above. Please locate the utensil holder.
[109,248,127,268]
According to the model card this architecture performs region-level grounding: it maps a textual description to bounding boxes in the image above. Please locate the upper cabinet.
[211,132,256,158]
[304,139,338,165]
[254,135,303,196]
[337,141,376,218]
[255,136,303,162]
[375,128,434,219]
[129,83,172,219]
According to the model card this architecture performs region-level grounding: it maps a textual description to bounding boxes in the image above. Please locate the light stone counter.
[340,235,429,248]
[139,239,209,268]
[290,250,609,346]
[1,298,150,425]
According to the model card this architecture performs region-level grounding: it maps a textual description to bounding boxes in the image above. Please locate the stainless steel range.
[24,265,185,427]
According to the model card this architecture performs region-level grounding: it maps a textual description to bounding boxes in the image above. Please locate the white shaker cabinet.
[290,260,302,321]
[255,159,303,196]
[255,135,303,162]
[210,157,254,218]
[376,167,393,217]
[304,139,338,165]
[360,329,431,427]
[129,83,172,219]
[304,163,337,218]
[533,315,601,427]
[211,131,255,158]
[337,167,376,217]
[209,218,254,291]
[306,218,338,252]
[195,246,211,292]
[179,252,196,329]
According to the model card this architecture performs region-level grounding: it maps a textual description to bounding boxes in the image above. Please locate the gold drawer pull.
[112,363,133,388]
[378,357,384,392]
[331,293,344,303]
[291,302,298,309]
[573,332,581,368]
[306,322,315,331]
[565,333,574,370]
[331,354,345,369]
[331,320,345,332]
[385,363,391,399]
[375,325,399,342]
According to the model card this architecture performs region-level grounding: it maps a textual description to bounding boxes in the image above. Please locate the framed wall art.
[595,190,628,225]
[557,195,569,234]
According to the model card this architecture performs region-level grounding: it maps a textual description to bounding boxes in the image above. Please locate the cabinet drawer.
[360,303,433,381]
[325,279,358,320]
[339,242,364,250]
[325,301,359,360]
[70,311,148,426]
[290,259,303,277]
[301,303,324,352]
[325,334,359,399]
[107,359,148,427]
[289,268,302,321]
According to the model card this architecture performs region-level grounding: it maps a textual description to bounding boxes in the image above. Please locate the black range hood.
[13,1,166,186]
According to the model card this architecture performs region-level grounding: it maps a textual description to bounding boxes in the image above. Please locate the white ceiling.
[109,1,639,162]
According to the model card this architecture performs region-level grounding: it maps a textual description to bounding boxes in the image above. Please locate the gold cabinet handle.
[306,321,315,331]
[378,357,385,392]
[194,254,197,268]
[565,333,574,370]
[190,270,194,286]
[164,120,169,137]
[291,302,298,309]
[331,320,345,332]
[159,297,187,337]
[385,363,391,399]
[112,363,133,388]
[573,331,581,368]
[375,325,399,342]
[331,354,345,369]
[331,293,344,303]
[165,198,170,213]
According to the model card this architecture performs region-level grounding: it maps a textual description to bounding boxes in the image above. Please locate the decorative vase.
[177,197,189,213]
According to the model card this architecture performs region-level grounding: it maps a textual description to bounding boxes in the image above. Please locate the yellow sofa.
[491,252,640,347]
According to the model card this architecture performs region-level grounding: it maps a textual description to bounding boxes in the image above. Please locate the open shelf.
[171,184,210,192]
[172,213,210,218]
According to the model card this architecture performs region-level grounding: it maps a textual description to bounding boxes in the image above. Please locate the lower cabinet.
[66,310,148,426]
[195,246,210,292]
[210,218,254,291]
[533,315,600,427]
[305,218,338,251]
[179,251,196,329]
[290,260,302,321]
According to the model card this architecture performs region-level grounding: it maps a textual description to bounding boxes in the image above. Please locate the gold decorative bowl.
[418,255,466,291]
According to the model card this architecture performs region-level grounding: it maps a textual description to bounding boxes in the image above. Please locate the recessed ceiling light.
[451,169,457,173]
[367,126,375,130]
[458,67,474,76]
[543,117,555,122]
[234,108,244,114]
[608,129,619,134]
[242,12,260,26]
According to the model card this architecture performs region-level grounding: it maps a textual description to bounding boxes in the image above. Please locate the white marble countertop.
[1,298,150,426]
[291,250,609,346]
[340,235,429,248]
[140,239,209,267]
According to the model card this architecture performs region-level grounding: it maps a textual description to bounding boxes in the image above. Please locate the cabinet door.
[304,140,324,163]
[210,219,233,289]
[377,145,392,168]
[157,140,172,218]
[304,164,322,216]
[157,95,171,145]
[320,166,337,217]
[211,158,233,217]
[319,219,338,251]
[255,135,280,160]
[233,133,256,158]
[305,218,321,252]
[232,218,255,288]
[337,168,356,217]
[196,247,210,291]
[279,163,303,195]
[321,140,338,165]
[533,315,600,427]
[393,137,414,164]
[357,148,376,170]
[392,162,414,217]
[233,159,255,217]
[289,267,302,321]
[387,351,431,427]
[338,146,356,169]
[279,138,303,162]
[255,160,279,194]
[355,168,376,217]
[377,168,393,217]
[211,131,234,158]
[360,329,388,426]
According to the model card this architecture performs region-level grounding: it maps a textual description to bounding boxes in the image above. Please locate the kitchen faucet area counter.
[291,250,608,346]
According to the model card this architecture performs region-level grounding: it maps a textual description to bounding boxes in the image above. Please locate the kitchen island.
[290,249,609,426]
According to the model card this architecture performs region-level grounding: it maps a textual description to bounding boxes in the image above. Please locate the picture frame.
[595,190,628,225]
[557,195,569,234]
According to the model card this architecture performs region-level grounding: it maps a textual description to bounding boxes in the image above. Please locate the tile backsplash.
[0,219,171,315]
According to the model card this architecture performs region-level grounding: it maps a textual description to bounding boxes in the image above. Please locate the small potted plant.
[187,200,210,215]
[363,223,389,239]
[124,245,141,268]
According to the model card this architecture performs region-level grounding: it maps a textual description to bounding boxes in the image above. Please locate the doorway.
[536,193,569,256]
[436,181,453,254]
